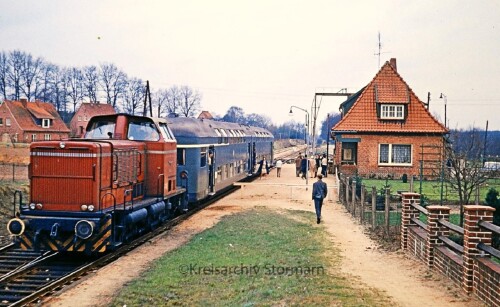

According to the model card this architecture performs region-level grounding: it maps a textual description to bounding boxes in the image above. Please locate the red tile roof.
[333,60,448,134]
[73,102,116,119]
[4,100,70,132]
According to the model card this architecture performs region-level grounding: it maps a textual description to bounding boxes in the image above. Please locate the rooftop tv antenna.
[374,32,390,68]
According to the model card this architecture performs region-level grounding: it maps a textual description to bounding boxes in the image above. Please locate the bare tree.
[152,88,169,117]
[19,53,43,101]
[165,85,182,115]
[222,106,245,123]
[445,127,493,226]
[122,77,144,115]
[178,85,201,117]
[65,67,85,112]
[82,65,99,102]
[0,51,8,100]
[99,63,127,107]
[7,50,25,100]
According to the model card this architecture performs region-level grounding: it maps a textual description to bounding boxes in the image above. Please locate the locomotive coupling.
[7,218,28,236]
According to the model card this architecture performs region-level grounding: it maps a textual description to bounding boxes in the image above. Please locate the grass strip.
[111,208,392,306]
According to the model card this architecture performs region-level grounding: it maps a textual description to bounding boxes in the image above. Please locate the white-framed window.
[44,134,51,140]
[42,118,50,128]
[0,118,3,126]
[379,144,412,165]
[6,118,11,126]
[78,116,82,121]
[381,104,404,119]
[31,134,37,142]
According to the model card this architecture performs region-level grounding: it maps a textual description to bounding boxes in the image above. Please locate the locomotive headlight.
[7,218,27,236]
[75,220,95,240]
[59,142,66,149]
[81,205,88,211]
[36,203,43,210]
[29,203,36,210]
[88,205,95,212]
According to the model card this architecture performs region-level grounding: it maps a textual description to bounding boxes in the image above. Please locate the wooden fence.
[338,175,402,240]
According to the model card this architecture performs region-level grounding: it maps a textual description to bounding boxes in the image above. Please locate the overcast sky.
[1,1,499,131]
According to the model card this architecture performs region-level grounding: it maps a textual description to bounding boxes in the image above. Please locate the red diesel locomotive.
[7,113,186,254]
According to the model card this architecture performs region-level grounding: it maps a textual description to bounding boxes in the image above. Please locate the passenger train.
[6,113,273,254]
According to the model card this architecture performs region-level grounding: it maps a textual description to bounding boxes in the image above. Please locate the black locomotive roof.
[166,117,273,138]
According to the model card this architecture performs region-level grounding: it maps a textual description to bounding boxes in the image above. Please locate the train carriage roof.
[166,117,273,139]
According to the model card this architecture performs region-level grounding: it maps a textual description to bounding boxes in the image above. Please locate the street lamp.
[439,93,447,205]
[290,106,310,187]
[439,93,447,128]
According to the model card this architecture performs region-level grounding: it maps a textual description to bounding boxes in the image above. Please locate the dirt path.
[46,164,483,306]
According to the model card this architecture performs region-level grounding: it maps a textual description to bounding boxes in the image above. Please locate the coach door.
[247,142,256,174]
[208,146,215,194]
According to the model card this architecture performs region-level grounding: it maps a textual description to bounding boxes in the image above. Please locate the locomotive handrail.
[157,174,165,201]
[13,190,23,217]
[101,192,117,243]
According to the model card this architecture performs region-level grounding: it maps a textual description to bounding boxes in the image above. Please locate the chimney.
[20,98,28,108]
[389,58,397,72]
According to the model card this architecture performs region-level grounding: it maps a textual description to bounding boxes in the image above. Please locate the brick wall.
[408,226,427,262]
[474,258,500,307]
[434,246,462,285]
[337,133,443,179]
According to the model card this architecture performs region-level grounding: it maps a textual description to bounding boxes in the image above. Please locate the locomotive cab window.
[159,123,175,140]
[128,121,160,141]
[86,120,116,139]
[177,148,185,165]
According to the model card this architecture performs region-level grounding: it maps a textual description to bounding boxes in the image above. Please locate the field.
[110,208,393,306]
[361,177,500,204]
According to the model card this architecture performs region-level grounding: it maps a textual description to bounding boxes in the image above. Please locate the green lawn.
[111,208,393,306]
[361,178,500,203]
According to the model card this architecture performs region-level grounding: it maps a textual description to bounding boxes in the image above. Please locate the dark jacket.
[300,158,308,173]
[312,180,327,200]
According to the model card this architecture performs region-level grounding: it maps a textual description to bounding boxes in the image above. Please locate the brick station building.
[332,58,448,179]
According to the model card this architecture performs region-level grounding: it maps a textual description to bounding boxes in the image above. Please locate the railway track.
[0,184,242,307]
[274,144,307,163]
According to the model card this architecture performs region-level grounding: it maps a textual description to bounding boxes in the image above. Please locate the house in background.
[198,111,214,120]
[0,99,70,143]
[332,58,448,179]
[69,102,116,137]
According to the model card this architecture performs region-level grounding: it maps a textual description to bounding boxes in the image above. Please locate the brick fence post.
[426,206,450,268]
[401,192,421,250]
[462,205,495,294]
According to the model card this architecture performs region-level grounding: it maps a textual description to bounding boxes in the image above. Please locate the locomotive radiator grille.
[113,149,140,184]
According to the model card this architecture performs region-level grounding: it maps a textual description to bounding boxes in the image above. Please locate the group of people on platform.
[294,153,328,179]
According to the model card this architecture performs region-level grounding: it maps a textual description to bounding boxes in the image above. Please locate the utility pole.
[311,89,354,155]
[143,80,153,117]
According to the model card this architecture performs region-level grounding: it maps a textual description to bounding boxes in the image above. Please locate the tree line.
[0,50,201,117]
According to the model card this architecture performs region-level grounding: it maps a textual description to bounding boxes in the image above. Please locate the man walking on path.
[312,174,327,224]
[275,159,282,177]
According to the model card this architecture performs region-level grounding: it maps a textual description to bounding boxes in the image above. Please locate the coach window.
[177,148,185,165]
[200,147,207,167]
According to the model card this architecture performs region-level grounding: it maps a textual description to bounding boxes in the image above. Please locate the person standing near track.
[275,159,283,177]
[312,174,327,224]
[295,154,302,177]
